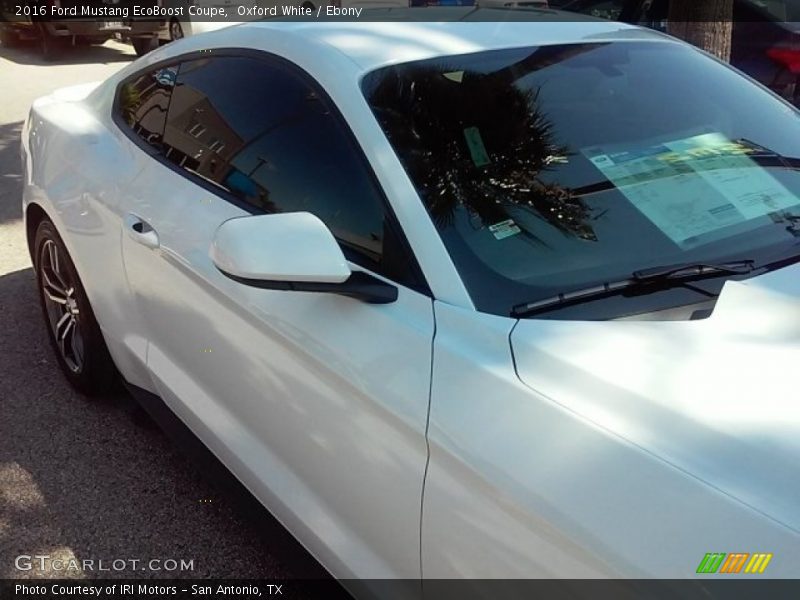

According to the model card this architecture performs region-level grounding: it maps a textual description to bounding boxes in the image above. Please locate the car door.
[115,53,434,585]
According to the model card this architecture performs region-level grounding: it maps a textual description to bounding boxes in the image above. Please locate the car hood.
[510,261,800,533]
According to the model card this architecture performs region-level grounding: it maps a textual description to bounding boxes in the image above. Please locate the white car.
[20,11,800,589]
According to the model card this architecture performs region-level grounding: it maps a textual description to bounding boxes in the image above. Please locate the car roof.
[237,8,676,73]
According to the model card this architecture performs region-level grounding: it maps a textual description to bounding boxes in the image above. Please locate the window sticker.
[464,126,492,167]
[583,133,799,247]
[488,219,522,240]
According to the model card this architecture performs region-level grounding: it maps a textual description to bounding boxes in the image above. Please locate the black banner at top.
[0,0,794,24]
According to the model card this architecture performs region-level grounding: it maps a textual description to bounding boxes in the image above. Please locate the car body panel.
[510,263,800,536]
[425,301,799,578]
[22,86,155,390]
[116,131,435,580]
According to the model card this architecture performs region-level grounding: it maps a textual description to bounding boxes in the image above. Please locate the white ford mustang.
[20,9,800,586]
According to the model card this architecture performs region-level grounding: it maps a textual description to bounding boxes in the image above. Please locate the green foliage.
[119,83,143,127]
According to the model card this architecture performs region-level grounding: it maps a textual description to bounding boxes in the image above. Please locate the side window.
[161,56,392,274]
[117,65,178,150]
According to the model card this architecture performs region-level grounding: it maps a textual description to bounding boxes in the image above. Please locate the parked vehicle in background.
[558,0,800,105]
[0,0,162,59]
[155,1,238,45]
[156,0,246,43]
[157,0,190,43]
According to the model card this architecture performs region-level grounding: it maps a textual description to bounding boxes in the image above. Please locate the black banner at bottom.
[4,579,800,600]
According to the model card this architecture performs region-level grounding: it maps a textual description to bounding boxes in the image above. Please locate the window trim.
[112,47,431,297]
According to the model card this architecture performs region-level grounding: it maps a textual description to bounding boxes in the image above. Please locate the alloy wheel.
[40,239,84,373]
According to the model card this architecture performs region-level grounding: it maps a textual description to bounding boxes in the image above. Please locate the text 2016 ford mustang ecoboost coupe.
[20,10,800,586]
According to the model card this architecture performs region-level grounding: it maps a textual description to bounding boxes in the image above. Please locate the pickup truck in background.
[0,0,163,59]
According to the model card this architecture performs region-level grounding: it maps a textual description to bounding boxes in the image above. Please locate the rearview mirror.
[210,213,397,304]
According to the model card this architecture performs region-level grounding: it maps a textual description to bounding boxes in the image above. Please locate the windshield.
[362,41,800,319]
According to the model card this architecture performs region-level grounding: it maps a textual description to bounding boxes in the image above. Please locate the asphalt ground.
[0,38,329,582]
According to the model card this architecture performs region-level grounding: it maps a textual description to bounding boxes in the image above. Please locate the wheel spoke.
[44,288,68,305]
[55,312,72,341]
[58,317,75,361]
[42,242,69,289]
[42,267,67,296]
[70,321,84,366]
[51,267,69,290]
[40,240,83,371]
[42,272,68,304]
[48,242,60,277]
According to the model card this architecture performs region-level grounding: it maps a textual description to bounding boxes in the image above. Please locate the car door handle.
[124,213,160,249]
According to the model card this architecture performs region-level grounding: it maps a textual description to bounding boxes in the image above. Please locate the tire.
[169,18,184,42]
[131,35,157,57]
[0,25,20,47]
[34,219,117,396]
[38,26,62,61]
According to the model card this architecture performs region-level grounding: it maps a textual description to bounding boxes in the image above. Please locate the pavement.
[0,39,328,581]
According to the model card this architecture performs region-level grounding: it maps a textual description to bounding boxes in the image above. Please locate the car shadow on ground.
[0,267,330,580]
[0,121,23,226]
[0,39,134,66]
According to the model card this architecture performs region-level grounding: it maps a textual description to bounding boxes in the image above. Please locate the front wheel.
[34,220,117,396]
[131,35,157,56]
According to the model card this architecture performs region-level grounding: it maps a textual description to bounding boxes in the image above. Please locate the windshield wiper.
[630,260,755,280]
[511,259,755,318]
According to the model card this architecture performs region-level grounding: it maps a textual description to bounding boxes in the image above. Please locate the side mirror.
[210,213,398,304]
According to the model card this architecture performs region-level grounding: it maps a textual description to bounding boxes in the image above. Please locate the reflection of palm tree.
[119,83,143,127]
[368,53,600,242]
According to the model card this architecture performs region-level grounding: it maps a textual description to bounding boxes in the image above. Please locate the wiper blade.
[632,260,755,281]
[511,260,755,318]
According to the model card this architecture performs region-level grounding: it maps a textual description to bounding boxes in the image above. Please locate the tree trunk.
[668,0,734,62]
